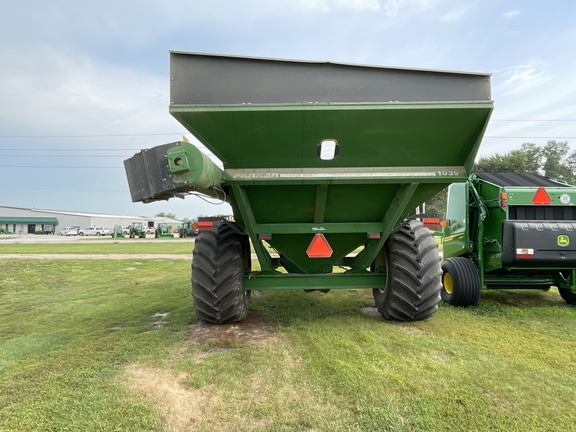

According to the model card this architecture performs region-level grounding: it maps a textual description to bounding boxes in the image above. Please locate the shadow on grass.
[479,288,567,308]
[248,289,400,327]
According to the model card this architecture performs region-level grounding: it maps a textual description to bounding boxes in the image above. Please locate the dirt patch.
[124,364,215,431]
[360,306,382,319]
[188,311,277,347]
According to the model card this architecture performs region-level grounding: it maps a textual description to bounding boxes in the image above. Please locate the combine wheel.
[373,220,442,321]
[558,288,576,305]
[441,257,481,307]
[191,221,250,324]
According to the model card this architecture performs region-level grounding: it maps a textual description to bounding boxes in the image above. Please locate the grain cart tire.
[373,220,442,321]
[441,257,481,307]
[558,288,576,305]
[191,221,251,324]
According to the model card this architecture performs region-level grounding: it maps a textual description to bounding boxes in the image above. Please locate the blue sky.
[1,0,575,219]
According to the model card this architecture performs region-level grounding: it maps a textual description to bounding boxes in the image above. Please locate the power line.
[0,165,122,169]
[0,155,131,158]
[0,185,127,193]
[0,132,185,138]
[484,136,576,139]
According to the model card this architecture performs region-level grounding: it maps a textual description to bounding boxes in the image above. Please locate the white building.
[0,205,181,234]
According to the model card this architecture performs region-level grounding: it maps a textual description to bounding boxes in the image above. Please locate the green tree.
[155,212,177,219]
[542,140,574,183]
[473,140,575,184]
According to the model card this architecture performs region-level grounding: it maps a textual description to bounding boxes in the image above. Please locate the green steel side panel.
[170,105,492,170]
[507,188,576,206]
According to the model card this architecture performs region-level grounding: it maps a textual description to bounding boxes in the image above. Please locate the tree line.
[425,140,574,217]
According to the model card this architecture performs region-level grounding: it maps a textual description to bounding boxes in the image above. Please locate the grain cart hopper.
[442,173,576,306]
[124,52,493,323]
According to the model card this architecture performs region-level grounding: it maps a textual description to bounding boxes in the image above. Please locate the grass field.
[1,244,575,431]
[0,241,195,255]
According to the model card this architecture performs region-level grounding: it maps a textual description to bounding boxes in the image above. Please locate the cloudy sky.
[1,0,575,219]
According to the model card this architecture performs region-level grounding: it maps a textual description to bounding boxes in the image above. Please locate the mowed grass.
[0,241,195,254]
[1,248,575,431]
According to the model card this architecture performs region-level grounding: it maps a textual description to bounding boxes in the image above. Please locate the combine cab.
[125,52,493,323]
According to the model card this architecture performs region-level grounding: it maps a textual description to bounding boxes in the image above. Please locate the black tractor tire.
[558,287,576,305]
[191,221,250,324]
[441,257,481,307]
[372,220,442,321]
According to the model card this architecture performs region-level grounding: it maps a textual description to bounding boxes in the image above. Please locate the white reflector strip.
[516,248,534,258]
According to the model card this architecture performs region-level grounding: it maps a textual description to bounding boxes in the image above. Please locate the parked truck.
[442,172,576,306]
[124,52,493,323]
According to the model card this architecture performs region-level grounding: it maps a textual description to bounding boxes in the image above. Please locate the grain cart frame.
[124,52,493,323]
[442,172,576,306]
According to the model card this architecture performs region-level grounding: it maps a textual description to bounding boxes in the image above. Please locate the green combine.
[442,173,576,306]
[125,52,493,323]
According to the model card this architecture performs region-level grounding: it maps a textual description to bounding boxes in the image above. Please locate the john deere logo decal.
[558,235,570,247]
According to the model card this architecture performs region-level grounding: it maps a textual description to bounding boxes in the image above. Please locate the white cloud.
[383,0,435,17]
[501,10,520,19]
[0,47,171,136]
[440,8,467,23]
[299,0,380,12]
[494,59,552,96]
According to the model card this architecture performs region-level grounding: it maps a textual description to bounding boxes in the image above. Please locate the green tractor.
[442,172,576,306]
[35,225,55,235]
[179,222,198,238]
[155,223,173,238]
[0,228,12,235]
[128,222,146,238]
[112,225,125,238]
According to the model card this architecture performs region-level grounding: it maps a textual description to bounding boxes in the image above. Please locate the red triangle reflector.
[532,187,552,205]
[306,234,333,258]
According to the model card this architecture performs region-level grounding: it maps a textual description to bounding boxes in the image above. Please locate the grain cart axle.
[125,52,493,323]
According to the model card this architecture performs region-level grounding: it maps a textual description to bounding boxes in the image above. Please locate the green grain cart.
[124,52,492,323]
[442,172,576,306]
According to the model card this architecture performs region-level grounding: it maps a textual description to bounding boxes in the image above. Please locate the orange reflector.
[423,218,441,228]
[439,220,447,227]
[532,188,552,205]
[191,222,198,230]
[306,234,333,258]
[197,221,213,231]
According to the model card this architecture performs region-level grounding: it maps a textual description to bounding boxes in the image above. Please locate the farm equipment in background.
[0,228,12,235]
[155,223,173,238]
[179,221,198,238]
[124,52,493,323]
[112,225,125,238]
[442,173,576,306]
[35,225,55,235]
[128,222,146,238]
